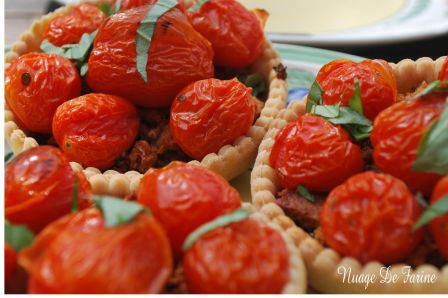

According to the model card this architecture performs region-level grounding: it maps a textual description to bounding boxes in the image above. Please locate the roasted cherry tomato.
[429,176,448,259]
[439,56,448,80]
[5,53,81,133]
[112,0,192,10]
[44,3,106,46]
[19,208,172,294]
[270,114,364,192]
[170,78,255,160]
[87,4,214,108]
[137,161,241,257]
[321,171,423,264]
[315,59,397,120]
[184,218,289,293]
[371,93,446,195]
[5,244,17,287]
[5,146,92,233]
[189,0,264,68]
[52,93,139,170]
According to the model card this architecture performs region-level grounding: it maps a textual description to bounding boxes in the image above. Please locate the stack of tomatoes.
[271,57,448,265]
[5,0,266,171]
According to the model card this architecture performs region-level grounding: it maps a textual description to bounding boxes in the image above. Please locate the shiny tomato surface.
[5,146,92,233]
[52,93,139,170]
[439,57,448,80]
[5,53,81,133]
[44,3,106,46]
[429,176,448,259]
[321,171,423,264]
[5,244,17,286]
[316,59,397,120]
[371,93,446,195]
[189,0,264,68]
[170,78,255,160]
[270,114,364,192]
[86,4,214,108]
[137,161,241,257]
[184,219,289,294]
[19,209,172,294]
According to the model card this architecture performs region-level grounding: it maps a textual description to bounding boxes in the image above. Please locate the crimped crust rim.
[250,56,448,293]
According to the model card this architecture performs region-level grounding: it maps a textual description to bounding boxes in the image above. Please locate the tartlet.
[4,0,288,197]
[251,56,448,293]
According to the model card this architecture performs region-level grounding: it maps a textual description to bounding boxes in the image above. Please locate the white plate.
[241,0,448,46]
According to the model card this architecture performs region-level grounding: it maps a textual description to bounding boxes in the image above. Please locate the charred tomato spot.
[161,21,173,33]
[273,64,287,80]
[177,94,186,102]
[21,72,32,86]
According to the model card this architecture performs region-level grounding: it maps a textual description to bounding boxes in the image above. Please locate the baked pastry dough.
[251,56,448,293]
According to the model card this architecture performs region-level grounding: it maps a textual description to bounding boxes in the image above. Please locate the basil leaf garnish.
[93,195,146,228]
[189,0,210,12]
[182,208,249,251]
[413,80,448,99]
[5,152,14,164]
[412,105,448,175]
[306,80,323,113]
[296,185,315,203]
[348,78,363,115]
[237,73,266,98]
[5,222,34,252]
[413,195,448,231]
[136,0,177,83]
[415,192,429,209]
[41,30,97,77]
[98,2,113,16]
[113,0,122,14]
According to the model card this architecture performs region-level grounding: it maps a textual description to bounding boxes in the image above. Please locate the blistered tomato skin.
[270,114,364,192]
[321,172,423,264]
[5,146,92,233]
[429,176,448,259]
[189,0,264,68]
[170,78,255,160]
[19,209,173,294]
[316,59,397,120]
[87,5,214,108]
[52,93,139,170]
[44,3,106,46]
[371,94,446,195]
[184,219,289,294]
[5,53,81,133]
[5,244,17,286]
[137,161,241,257]
[439,57,448,80]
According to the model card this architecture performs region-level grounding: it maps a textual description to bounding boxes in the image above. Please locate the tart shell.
[250,56,448,293]
[4,1,289,196]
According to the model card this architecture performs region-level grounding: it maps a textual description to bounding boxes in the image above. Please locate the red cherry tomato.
[189,0,264,68]
[5,244,17,287]
[184,218,289,293]
[321,171,423,264]
[439,56,448,80]
[5,146,92,233]
[87,4,214,108]
[112,0,192,10]
[52,93,139,170]
[5,53,81,133]
[170,78,255,160]
[371,93,446,195]
[429,176,448,259]
[316,59,397,120]
[270,114,364,192]
[44,3,106,46]
[19,208,173,294]
[137,161,241,257]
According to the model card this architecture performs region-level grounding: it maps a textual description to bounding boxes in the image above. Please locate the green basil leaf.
[413,195,448,231]
[71,175,79,212]
[5,152,14,164]
[311,103,340,118]
[348,78,363,115]
[182,208,249,251]
[296,185,315,203]
[80,62,89,77]
[412,105,448,174]
[413,80,448,98]
[343,124,372,141]
[306,80,323,113]
[136,0,177,83]
[5,222,34,252]
[415,192,429,209]
[188,0,210,11]
[113,0,122,14]
[98,2,113,15]
[93,195,146,228]
[40,39,65,55]
[237,73,266,98]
